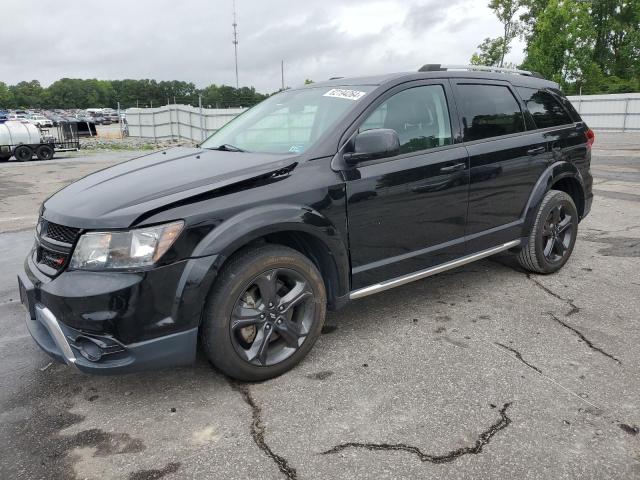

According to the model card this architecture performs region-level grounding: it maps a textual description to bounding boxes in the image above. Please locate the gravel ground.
[0,133,638,480]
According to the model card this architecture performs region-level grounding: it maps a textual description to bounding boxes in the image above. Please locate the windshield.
[201,86,375,154]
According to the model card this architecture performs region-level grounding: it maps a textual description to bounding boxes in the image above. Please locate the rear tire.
[201,244,327,381]
[35,144,54,160]
[517,190,578,274]
[14,145,33,162]
[0,154,10,162]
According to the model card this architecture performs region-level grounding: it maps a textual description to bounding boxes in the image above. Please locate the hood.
[43,147,298,228]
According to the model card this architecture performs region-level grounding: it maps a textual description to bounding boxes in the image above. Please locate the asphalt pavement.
[0,136,638,479]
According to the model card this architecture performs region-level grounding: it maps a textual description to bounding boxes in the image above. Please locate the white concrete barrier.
[568,93,640,132]
[125,105,246,142]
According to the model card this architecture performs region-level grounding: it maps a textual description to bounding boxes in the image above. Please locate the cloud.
[0,0,519,93]
[403,0,465,33]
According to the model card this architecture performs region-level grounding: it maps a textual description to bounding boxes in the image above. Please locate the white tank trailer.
[0,120,56,161]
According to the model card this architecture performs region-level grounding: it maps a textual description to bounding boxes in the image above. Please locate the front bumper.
[18,252,219,374]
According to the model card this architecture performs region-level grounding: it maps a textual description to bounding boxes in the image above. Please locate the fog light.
[76,337,104,362]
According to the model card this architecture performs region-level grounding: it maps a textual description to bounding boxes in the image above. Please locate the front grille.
[36,246,68,271]
[40,219,79,245]
[34,218,80,275]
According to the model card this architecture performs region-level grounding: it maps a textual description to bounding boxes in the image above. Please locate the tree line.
[0,79,269,110]
[471,0,639,94]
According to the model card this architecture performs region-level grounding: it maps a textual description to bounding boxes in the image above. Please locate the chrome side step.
[349,240,521,300]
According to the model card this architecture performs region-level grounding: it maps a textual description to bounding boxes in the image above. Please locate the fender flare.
[191,203,351,303]
[521,161,585,237]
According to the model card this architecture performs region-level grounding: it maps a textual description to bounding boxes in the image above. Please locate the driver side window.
[360,85,452,154]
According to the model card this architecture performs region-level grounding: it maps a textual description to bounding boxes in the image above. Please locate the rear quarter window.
[548,88,582,123]
[517,87,574,128]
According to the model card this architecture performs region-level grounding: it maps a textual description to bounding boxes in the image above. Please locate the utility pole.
[232,0,239,89]
[281,60,285,90]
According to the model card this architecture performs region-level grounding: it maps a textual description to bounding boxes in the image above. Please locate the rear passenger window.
[517,87,573,128]
[360,85,452,154]
[457,84,525,141]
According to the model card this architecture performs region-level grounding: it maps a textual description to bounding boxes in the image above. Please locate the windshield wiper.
[211,143,246,152]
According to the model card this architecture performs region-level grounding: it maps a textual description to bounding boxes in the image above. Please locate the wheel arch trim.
[522,161,585,237]
[191,203,351,306]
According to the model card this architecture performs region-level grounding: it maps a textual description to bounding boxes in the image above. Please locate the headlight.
[69,221,184,270]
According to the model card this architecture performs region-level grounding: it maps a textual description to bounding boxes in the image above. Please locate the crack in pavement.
[322,402,512,464]
[527,274,580,316]
[525,273,622,365]
[495,342,542,373]
[548,313,622,365]
[231,382,298,480]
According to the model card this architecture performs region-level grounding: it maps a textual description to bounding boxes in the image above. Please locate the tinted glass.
[548,88,582,123]
[458,84,525,141]
[201,86,374,154]
[360,85,452,154]
[517,87,573,128]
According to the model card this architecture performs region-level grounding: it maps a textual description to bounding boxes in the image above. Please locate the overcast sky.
[1,0,525,93]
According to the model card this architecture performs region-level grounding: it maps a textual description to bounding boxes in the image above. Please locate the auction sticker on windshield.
[323,88,368,101]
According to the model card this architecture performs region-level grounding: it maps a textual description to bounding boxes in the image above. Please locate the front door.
[344,82,470,290]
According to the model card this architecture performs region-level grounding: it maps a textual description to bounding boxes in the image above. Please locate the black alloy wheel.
[541,204,573,263]
[202,244,326,381]
[230,268,314,367]
[517,189,578,274]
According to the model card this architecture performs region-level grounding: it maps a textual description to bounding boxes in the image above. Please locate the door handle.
[527,146,546,155]
[439,162,466,173]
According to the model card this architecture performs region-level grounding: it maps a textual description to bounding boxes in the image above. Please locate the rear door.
[344,80,470,289]
[451,80,552,252]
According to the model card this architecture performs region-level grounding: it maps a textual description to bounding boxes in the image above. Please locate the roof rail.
[419,64,544,79]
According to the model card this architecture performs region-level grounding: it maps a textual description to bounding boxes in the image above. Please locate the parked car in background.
[0,111,7,123]
[75,113,92,123]
[27,114,53,128]
[45,114,62,126]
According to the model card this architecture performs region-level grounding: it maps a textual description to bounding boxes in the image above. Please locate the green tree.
[0,82,14,109]
[10,80,44,108]
[519,0,549,38]
[519,0,639,93]
[0,78,270,110]
[470,0,521,67]
[490,0,522,67]
[471,37,506,66]
[522,0,597,90]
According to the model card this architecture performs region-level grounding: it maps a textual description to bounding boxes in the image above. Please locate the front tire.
[517,190,578,274]
[202,244,327,381]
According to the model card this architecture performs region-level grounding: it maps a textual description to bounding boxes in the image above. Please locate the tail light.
[585,128,595,149]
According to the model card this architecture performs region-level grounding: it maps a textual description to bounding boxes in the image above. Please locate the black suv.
[18,65,594,380]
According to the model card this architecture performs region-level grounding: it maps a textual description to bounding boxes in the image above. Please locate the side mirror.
[343,128,400,165]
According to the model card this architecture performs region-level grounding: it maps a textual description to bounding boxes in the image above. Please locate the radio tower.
[232,0,239,88]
